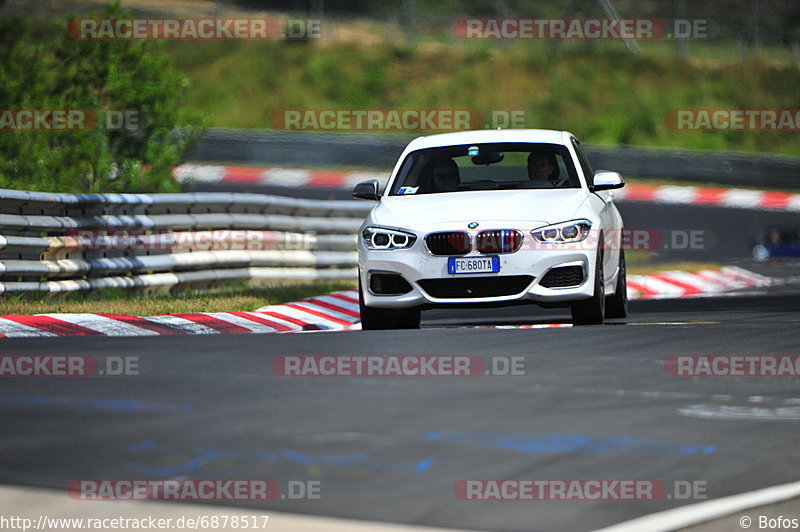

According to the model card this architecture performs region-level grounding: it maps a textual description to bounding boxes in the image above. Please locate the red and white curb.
[0,290,360,338]
[0,268,777,337]
[613,183,800,212]
[626,266,775,300]
[173,165,384,191]
[174,165,800,212]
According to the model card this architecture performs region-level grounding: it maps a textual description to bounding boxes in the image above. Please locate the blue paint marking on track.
[124,451,223,478]
[128,440,157,452]
[0,395,193,413]
[123,440,436,477]
[424,431,716,455]
[279,449,370,467]
[414,458,436,472]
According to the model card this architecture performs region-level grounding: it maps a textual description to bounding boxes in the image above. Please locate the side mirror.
[590,170,625,192]
[352,179,381,201]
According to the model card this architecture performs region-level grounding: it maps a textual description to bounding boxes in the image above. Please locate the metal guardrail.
[0,189,370,293]
[188,129,800,189]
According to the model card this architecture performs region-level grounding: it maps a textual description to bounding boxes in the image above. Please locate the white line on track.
[594,480,800,532]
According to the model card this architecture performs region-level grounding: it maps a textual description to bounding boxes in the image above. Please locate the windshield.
[762,226,800,246]
[389,142,581,196]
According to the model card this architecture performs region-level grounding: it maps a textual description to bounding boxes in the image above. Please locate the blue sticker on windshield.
[398,186,419,195]
[468,146,479,156]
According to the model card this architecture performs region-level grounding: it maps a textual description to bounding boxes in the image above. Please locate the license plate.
[448,256,500,274]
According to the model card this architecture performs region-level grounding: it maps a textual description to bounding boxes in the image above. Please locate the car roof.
[404,129,574,151]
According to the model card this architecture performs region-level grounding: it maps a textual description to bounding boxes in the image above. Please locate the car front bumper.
[359,239,599,309]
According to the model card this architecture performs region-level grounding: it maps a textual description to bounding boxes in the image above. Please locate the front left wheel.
[605,249,628,319]
[570,248,605,325]
[358,278,421,330]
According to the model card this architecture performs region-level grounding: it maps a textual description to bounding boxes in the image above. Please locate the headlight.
[362,227,417,250]
[531,220,592,243]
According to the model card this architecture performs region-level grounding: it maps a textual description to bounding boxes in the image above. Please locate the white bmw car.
[353,129,627,329]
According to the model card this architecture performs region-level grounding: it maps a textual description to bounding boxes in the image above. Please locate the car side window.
[571,138,594,187]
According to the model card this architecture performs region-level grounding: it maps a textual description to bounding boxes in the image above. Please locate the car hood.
[371,189,589,229]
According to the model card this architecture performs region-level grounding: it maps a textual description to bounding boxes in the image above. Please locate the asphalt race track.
[1,289,800,531]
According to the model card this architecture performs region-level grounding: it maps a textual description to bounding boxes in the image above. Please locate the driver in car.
[431,159,461,192]
[526,151,560,185]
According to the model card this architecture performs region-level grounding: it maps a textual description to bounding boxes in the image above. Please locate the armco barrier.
[0,189,370,293]
[187,129,800,189]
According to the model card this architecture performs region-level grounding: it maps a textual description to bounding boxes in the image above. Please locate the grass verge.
[0,281,357,316]
[165,40,800,157]
[625,251,724,275]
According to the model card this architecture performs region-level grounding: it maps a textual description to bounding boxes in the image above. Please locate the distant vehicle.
[352,129,627,329]
[752,226,800,261]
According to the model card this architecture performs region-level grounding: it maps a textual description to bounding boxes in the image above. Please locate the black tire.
[358,278,421,330]
[605,249,628,319]
[570,248,605,325]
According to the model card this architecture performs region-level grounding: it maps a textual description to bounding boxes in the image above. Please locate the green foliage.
[0,281,358,315]
[167,38,800,155]
[0,2,207,193]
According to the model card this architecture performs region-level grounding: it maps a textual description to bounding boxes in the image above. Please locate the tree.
[0,2,207,193]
